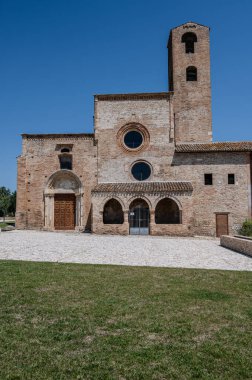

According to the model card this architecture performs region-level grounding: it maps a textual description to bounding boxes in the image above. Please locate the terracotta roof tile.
[175,142,252,153]
[92,182,193,194]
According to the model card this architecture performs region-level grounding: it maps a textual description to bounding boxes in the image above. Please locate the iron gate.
[129,204,150,235]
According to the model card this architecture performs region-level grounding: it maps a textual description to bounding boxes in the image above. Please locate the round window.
[124,130,143,149]
[131,162,151,181]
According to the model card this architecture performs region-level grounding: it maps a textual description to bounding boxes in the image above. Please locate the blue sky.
[1,0,252,191]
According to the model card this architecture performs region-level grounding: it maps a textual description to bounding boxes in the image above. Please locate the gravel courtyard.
[0,230,251,271]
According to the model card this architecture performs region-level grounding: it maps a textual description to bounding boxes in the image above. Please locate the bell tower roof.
[170,21,210,31]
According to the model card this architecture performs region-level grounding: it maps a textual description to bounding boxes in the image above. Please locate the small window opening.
[131,162,151,181]
[61,148,70,153]
[228,174,235,184]
[59,155,72,170]
[124,130,143,149]
[182,32,197,53]
[186,66,197,81]
[204,173,212,185]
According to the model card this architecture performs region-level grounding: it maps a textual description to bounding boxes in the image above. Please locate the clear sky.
[1,0,252,191]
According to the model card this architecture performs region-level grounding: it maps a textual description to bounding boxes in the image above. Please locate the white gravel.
[0,230,251,271]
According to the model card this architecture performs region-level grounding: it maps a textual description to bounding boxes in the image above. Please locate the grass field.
[0,223,8,228]
[0,261,251,379]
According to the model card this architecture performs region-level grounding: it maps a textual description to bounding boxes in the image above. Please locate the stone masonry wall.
[172,152,251,236]
[95,95,174,184]
[220,235,252,257]
[91,149,251,236]
[92,192,194,236]
[168,22,212,143]
[16,135,97,230]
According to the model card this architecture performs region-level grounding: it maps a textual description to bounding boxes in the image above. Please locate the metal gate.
[129,201,150,235]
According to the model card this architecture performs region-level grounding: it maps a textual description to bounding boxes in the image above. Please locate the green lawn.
[0,261,251,379]
[0,223,8,228]
[0,222,15,228]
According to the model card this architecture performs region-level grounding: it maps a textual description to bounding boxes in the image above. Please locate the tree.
[8,191,16,216]
[0,187,11,221]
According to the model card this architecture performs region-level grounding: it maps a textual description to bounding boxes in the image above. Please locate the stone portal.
[44,170,83,230]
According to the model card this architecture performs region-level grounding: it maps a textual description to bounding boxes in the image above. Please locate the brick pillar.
[149,210,155,235]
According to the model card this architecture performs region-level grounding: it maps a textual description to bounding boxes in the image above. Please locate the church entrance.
[129,199,150,235]
[54,194,76,230]
[44,170,83,231]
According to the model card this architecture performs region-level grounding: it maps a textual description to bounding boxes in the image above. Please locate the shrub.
[239,219,252,237]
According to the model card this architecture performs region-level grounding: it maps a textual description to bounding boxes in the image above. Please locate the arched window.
[103,199,124,224]
[181,32,197,53]
[186,66,197,81]
[155,198,181,224]
[61,148,70,153]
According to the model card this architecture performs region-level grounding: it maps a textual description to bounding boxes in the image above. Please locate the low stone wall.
[92,222,129,235]
[220,235,252,257]
[150,223,193,237]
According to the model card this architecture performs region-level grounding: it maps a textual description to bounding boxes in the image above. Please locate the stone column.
[75,194,82,227]
[44,194,54,229]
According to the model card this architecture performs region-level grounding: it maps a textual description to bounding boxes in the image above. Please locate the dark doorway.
[129,199,150,235]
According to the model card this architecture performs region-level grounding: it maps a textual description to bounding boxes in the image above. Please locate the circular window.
[131,162,151,181]
[124,130,143,149]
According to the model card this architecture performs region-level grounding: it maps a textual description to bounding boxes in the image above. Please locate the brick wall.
[95,94,174,184]
[168,22,212,143]
[16,135,97,230]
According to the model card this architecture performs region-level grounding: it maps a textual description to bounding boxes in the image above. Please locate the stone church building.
[16,22,252,236]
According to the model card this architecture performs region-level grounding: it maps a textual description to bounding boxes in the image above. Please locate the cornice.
[22,133,94,141]
[94,92,173,102]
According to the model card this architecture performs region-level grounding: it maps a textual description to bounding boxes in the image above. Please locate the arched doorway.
[155,198,181,224]
[129,198,150,235]
[44,170,83,230]
[103,198,124,224]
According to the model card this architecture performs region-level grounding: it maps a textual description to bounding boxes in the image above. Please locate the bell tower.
[168,22,212,143]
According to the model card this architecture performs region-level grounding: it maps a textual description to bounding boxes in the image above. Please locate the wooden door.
[54,194,76,230]
[216,213,228,237]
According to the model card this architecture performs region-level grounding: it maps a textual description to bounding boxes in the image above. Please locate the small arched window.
[61,148,70,153]
[103,199,124,224]
[181,32,197,53]
[186,66,197,81]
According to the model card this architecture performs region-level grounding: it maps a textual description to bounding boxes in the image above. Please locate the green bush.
[239,219,252,237]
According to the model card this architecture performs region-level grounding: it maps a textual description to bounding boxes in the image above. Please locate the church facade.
[16,22,252,237]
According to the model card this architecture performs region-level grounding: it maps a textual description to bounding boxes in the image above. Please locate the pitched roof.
[175,142,252,153]
[171,21,210,30]
[92,182,193,194]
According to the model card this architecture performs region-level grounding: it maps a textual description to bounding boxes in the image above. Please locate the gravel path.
[0,230,251,271]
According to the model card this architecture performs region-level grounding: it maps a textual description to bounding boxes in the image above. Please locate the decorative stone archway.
[44,170,83,230]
